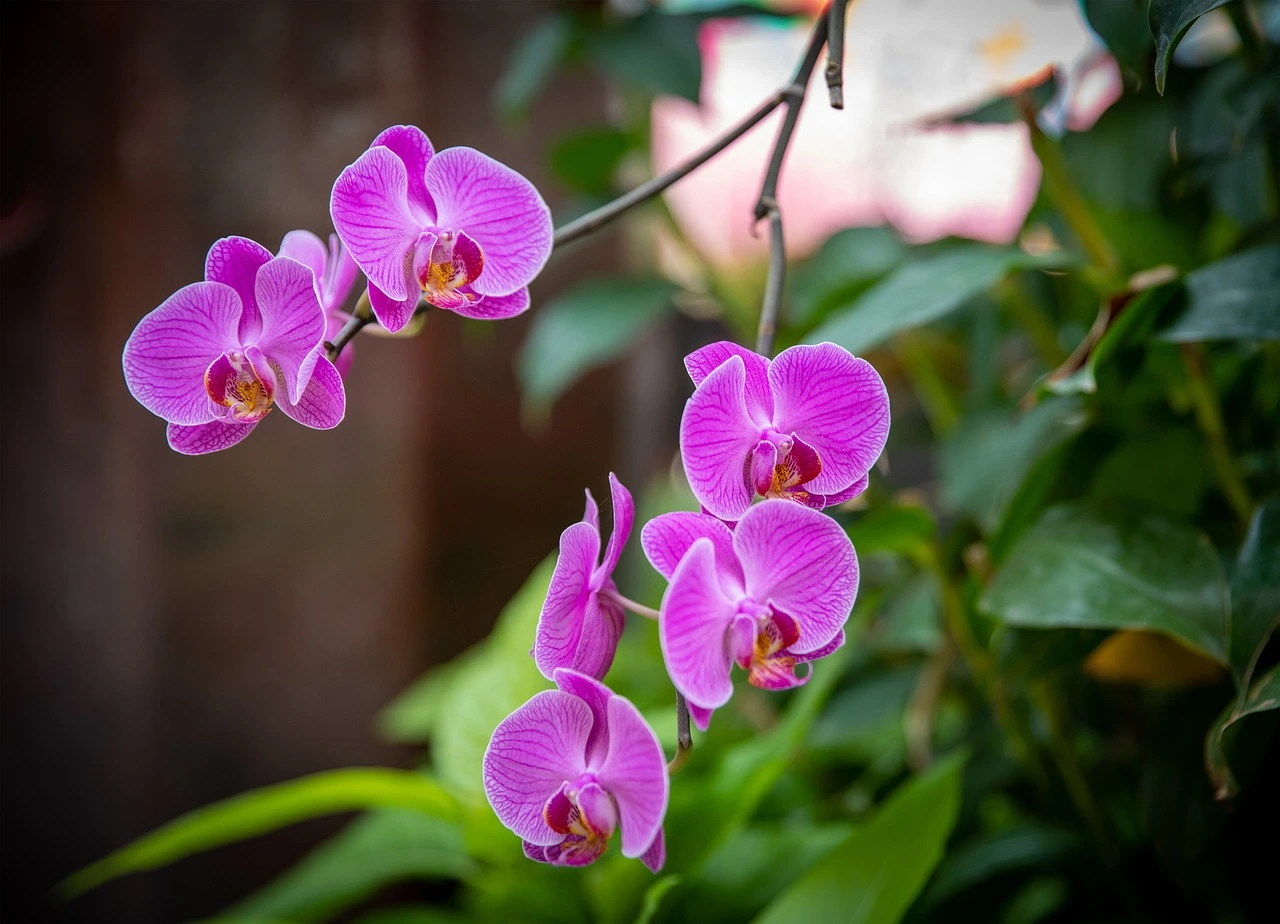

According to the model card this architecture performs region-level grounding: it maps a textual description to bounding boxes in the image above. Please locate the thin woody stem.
[669,693,693,774]
[756,207,785,355]
[825,0,847,109]
[325,290,373,360]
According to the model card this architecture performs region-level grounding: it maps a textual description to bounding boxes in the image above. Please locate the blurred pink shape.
[652,0,1120,267]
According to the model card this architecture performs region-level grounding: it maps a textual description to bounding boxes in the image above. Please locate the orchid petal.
[640,511,742,589]
[570,592,624,680]
[593,473,634,589]
[166,420,258,455]
[372,124,435,220]
[553,668,613,769]
[595,695,669,859]
[640,828,666,873]
[423,146,553,296]
[750,440,777,496]
[768,343,890,494]
[576,782,618,839]
[367,281,418,334]
[254,257,326,403]
[278,230,328,288]
[583,488,600,532]
[450,286,530,320]
[205,236,272,343]
[330,145,421,302]
[276,355,345,430]
[792,629,846,663]
[659,539,739,710]
[533,520,599,680]
[812,473,870,509]
[325,233,361,312]
[482,690,592,847]
[733,501,858,655]
[687,701,715,732]
[685,341,773,424]
[123,281,242,426]
[679,355,761,522]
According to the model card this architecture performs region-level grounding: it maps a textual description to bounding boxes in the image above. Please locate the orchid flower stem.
[601,589,660,621]
[825,0,848,109]
[669,694,693,775]
[756,207,786,355]
[1179,343,1254,530]
[325,290,373,360]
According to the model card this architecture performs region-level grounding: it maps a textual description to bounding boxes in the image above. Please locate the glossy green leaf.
[980,505,1229,664]
[917,824,1078,911]
[518,276,676,417]
[1149,0,1231,94]
[807,246,1073,355]
[378,652,475,744]
[60,769,457,899]
[1205,664,1280,799]
[1228,500,1280,687]
[843,503,936,561]
[791,227,907,328]
[1158,246,1280,343]
[549,127,632,197]
[752,752,965,924]
[1087,428,1208,518]
[588,10,701,103]
[229,810,475,922]
[494,12,578,120]
[1083,0,1152,79]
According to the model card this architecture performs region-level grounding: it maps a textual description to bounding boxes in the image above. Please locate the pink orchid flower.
[680,341,889,522]
[533,474,635,681]
[483,668,667,871]
[122,236,345,455]
[330,125,552,333]
[645,501,858,721]
[278,230,360,378]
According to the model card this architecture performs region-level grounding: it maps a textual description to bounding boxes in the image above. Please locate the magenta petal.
[640,511,742,589]
[593,474,634,589]
[450,286,530,320]
[595,695,669,859]
[276,356,345,430]
[571,593,624,680]
[254,257,326,403]
[523,840,551,864]
[372,125,435,220]
[576,782,618,839]
[685,341,773,424]
[659,539,738,710]
[553,668,613,769]
[733,501,858,655]
[367,281,418,334]
[166,420,258,455]
[330,145,420,301]
[812,473,870,509]
[687,701,715,732]
[205,236,272,343]
[768,343,890,494]
[679,355,761,522]
[533,520,600,680]
[423,147,553,297]
[640,828,666,873]
[123,281,242,426]
[326,233,361,312]
[792,629,846,663]
[583,488,600,532]
[482,690,592,847]
[278,229,328,288]
[750,440,777,497]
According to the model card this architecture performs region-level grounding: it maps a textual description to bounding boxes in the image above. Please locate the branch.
[668,694,693,775]
[756,207,785,355]
[825,0,848,109]
[325,290,373,361]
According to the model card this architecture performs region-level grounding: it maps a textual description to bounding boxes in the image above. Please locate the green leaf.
[587,10,702,103]
[60,769,458,899]
[917,824,1078,911]
[751,752,966,924]
[842,503,936,561]
[494,12,578,120]
[1158,246,1280,343]
[229,810,475,923]
[1205,664,1280,799]
[1149,0,1231,94]
[378,653,474,744]
[518,276,676,417]
[548,127,632,197]
[1083,0,1153,80]
[633,875,683,924]
[1228,500,1280,688]
[1087,428,1208,518]
[789,227,906,327]
[980,505,1230,664]
[806,246,1073,355]
[809,665,920,763]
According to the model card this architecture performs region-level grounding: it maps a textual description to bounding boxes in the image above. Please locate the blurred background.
[2,1,1277,923]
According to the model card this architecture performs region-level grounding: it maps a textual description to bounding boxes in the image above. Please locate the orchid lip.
[204,348,275,422]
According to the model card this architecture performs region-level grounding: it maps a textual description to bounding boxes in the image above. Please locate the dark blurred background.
[0,2,653,920]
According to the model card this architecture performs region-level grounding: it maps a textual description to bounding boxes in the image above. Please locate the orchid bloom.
[533,474,634,681]
[123,236,345,455]
[278,230,360,378]
[483,668,667,871]
[680,341,889,522]
[330,125,552,333]
[644,501,857,721]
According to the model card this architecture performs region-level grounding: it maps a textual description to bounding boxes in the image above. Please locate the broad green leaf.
[842,503,936,561]
[229,810,475,922]
[790,227,906,328]
[1158,246,1280,343]
[378,652,474,744]
[980,505,1229,664]
[633,875,682,924]
[1228,500,1280,687]
[809,665,919,763]
[917,824,1078,911]
[494,12,578,120]
[807,246,1073,355]
[587,10,702,102]
[752,752,965,924]
[1083,0,1153,79]
[60,769,457,899]
[1062,98,1174,213]
[549,127,632,197]
[868,577,942,655]
[1205,664,1280,799]
[1087,428,1208,518]
[518,277,676,417]
[1149,0,1231,94]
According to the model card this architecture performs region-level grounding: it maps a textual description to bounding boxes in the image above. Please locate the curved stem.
[1180,343,1253,529]
[600,588,660,621]
[825,0,847,109]
[325,290,373,361]
[668,694,693,775]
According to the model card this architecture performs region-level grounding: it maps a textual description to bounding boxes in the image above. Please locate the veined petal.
[569,592,623,680]
[205,236,272,343]
[533,520,600,680]
[810,473,870,509]
[277,229,328,290]
[482,690,592,847]
[686,701,715,732]
[659,539,739,710]
[593,473,634,589]
[583,487,600,532]
[640,828,666,873]
[553,668,613,769]
[449,286,530,320]
[325,233,361,313]
[640,511,743,590]
[424,147,553,297]
[685,341,773,424]
[749,440,778,497]
[768,343,890,494]
[372,124,435,221]
[276,355,345,430]
[595,695,669,859]
[367,281,418,334]
[255,256,326,403]
[733,501,858,655]
[166,420,258,455]
[792,629,846,663]
[330,145,421,301]
[576,782,618,839]
[679,355,761,522]
[123,281,242,426]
